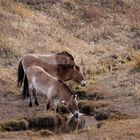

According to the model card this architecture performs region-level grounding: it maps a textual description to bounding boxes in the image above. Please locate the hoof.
[29,103,32,107]
[46,103,50,110]
[56,107,59,113]
[35,101,39,106]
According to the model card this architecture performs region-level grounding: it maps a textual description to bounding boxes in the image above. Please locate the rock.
[80,104,96,115]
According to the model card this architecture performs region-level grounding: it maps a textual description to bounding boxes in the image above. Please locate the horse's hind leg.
[33,88,39,106]
[29,95,32,107]
[46,98,50,111]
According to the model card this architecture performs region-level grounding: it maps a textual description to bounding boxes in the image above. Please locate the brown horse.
[23,66,79,117]
[17,52,86,87]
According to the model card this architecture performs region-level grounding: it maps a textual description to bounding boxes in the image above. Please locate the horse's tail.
[22,73,29,98]
[17,59,24,87]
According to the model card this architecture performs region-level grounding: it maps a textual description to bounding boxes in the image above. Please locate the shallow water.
[83,115,98,127]
[66,114,98,131]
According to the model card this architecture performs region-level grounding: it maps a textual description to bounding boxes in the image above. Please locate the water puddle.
[66,114,98,131]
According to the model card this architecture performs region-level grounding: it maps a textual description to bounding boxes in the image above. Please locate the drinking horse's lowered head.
[23,66,79,117]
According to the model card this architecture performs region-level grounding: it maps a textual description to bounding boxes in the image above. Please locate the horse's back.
[27,66,57,85]
[22,54,39,70]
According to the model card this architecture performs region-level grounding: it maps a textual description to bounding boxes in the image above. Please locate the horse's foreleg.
[53,97,59,112]
[33,88,39,106]
[46,98,50,111]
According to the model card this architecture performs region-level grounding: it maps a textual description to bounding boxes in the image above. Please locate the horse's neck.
[59,82,72,101]
[63,69,73,81]
[62,94,71,102]
[58,69,73,81]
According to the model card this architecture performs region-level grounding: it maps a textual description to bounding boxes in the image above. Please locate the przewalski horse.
[17,52,86,87]
[23,66,79,117]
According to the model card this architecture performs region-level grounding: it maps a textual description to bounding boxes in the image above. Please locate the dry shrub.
[81,5,104,23]
[11,3,33,17]
[0,0,34,18]
[62,0,76,10]
[0,119,29,131]
[133,52,140,69]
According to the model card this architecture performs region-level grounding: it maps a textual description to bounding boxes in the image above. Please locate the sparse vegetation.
[132,52,140,69]
[0,0,140,139]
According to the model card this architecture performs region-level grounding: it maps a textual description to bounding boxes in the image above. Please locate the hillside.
[0,0,140,139]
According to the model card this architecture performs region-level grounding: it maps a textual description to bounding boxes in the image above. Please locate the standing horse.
[23,66,79,117]
[17,52,86,87]
[17,51,75,87]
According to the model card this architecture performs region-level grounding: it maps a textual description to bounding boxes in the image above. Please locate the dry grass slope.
[0,0,140,139]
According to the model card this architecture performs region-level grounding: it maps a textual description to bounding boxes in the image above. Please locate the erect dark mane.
[56,51,74,61]
[58,64,74,69]
[58,79,74,95]
[57,64,74,79]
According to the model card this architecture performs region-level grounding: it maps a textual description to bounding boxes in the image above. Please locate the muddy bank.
[0,113,98,134]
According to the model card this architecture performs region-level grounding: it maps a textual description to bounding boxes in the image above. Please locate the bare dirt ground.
[1,68,140,140]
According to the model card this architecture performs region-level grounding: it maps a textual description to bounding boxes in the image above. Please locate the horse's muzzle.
[73,111,79,118]
[80,80,87,87]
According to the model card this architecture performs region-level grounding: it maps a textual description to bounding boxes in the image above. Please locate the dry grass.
[0,0,140,139]
[0,66,18,94]
[1,118,140,140]
[0,0,139,69]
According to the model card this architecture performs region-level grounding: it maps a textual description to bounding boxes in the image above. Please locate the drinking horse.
[17,51,86,87]
[23,66,79,117]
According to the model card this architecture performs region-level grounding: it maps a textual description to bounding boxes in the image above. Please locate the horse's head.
[67,94,79,117]
[72,66,87,87]
[56,51,75,66]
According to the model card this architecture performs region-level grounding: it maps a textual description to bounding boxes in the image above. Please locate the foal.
[23,66,79,117]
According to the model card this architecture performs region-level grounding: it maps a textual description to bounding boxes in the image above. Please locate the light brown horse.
[17,51,86,87]
[23,66,79,117]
